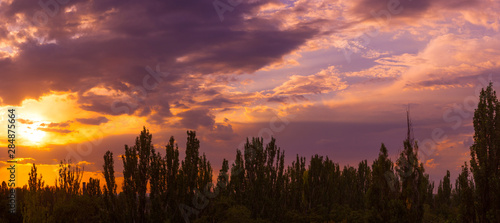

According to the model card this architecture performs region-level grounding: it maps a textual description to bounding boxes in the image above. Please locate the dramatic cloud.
[177,108,216,130]
[0,0,318,113]
[37,127,73,134]
[207,122,238,141]
[76,116,109,125]
[40,121,72,128]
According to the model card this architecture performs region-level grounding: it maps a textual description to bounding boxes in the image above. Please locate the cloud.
[18,118,34,124]
[207,123,238,141]
[272,66,347,96]
[200,97,238,107]
[10,157,35,164]
[345,64,406,78]
[424,158,438,169]
[398,34,500,89]
[267,95,307,103]
[76,161,94,166]
[177,108,215,130]
[40,121,72,128]
[37,127,73,134]
[76,116,109,125]
[0,0,319,120]
[352,0,478,21]
[0,0,329,137]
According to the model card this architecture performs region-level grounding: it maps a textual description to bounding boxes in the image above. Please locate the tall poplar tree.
[121,127,154,223]
[103,150,118,223]
[396,111,428,223]
[165,136,180,220]
[470,82,500,222]
[368,144,397,221]
[453,163,476,223]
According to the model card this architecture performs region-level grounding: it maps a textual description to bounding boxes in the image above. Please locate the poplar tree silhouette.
[470,82,500,222]
[395,109,429,223]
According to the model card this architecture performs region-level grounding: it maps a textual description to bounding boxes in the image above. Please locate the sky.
[0,0,499,190]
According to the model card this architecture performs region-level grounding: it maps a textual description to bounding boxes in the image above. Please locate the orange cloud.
[424,158,438,169]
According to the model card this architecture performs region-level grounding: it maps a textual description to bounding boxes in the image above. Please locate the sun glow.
[15,110,49,146]
[22,126,47,145]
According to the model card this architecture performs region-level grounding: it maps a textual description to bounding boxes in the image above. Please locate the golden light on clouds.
[0,92,127,147]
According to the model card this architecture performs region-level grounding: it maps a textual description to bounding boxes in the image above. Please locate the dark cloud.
[208,123,238,141]
[40,121,72,128]
[352,0,477,20]
[405,70,500,90]
[177,108,215,130]
[267,95,307,103]
[202,89,220,96]
[172,101,189,109]
[0,0,318,127]
[76,116,109,125]
[200,97,237,107]
[267,96,288,103]
[37,127,73,134]
[78,93,138,116]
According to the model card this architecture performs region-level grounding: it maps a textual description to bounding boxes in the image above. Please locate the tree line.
[1,83,500,222]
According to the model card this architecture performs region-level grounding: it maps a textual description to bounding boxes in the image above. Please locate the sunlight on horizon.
[20,126,47,146]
